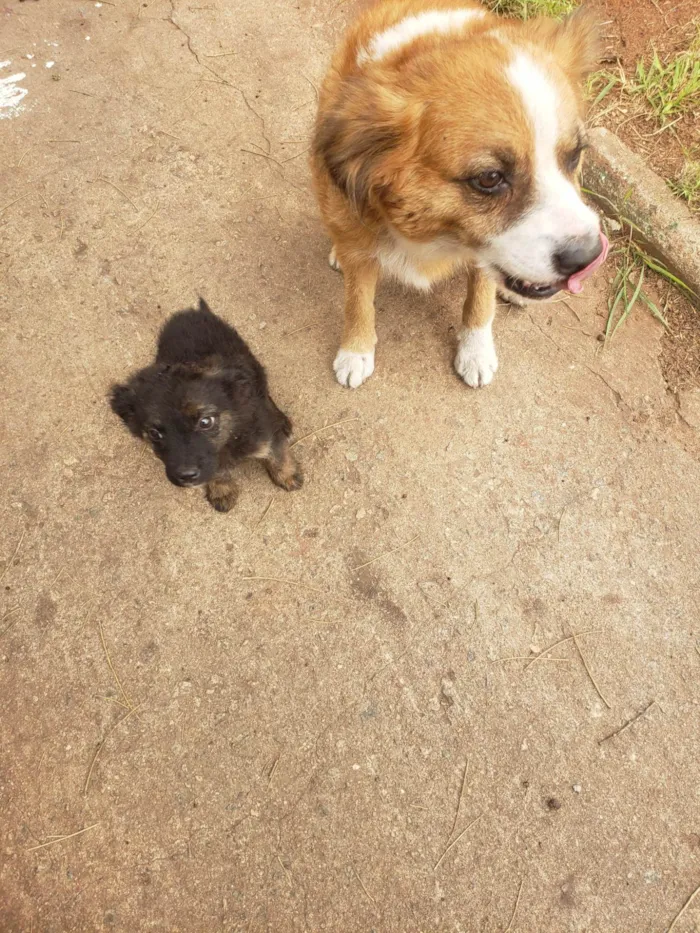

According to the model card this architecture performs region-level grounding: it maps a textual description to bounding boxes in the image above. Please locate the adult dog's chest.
[374,229,471,290]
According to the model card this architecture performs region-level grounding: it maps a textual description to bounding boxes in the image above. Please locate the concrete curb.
[583,127,700,304]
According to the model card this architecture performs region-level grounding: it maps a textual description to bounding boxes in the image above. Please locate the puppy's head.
[316,8,605,299]
[110,358,246,487]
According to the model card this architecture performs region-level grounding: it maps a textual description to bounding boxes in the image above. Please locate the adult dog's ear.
[527,6,601,83]
[109,383,142,436]
[315,77,422,214]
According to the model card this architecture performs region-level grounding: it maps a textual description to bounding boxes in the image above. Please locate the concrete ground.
[1,1,700,931]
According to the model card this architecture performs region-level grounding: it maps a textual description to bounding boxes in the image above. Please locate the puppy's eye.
[197,415,216,431]
[468,170,507,195]
[148,426,163,441]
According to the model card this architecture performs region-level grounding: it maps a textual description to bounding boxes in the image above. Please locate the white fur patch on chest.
[375,232,470,290]
[357,8,485,65]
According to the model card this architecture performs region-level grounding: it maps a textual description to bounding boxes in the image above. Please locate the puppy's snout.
[174,466,201,486]
[554,233,603,278]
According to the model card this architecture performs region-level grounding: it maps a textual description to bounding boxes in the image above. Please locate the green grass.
[589,25,700,124]
[604,240,670,342]
[668,156,700,210]
[587,69,622,112]
[629,37,700,124]
[487,0,577,18]
[583,196,697,335]
[593,27,700,127]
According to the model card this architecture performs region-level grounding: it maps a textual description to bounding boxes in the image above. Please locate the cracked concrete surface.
[1,1,700,931]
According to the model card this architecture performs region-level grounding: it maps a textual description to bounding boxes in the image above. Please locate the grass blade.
[611,266,644,339]
[631,246,698,299]
[640,292,670,330]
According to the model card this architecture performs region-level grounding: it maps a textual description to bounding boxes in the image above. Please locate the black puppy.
[110,299,303,512]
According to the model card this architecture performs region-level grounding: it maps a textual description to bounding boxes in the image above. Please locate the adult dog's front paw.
[497,287,527,307]
[333,348,375,389]
[454,325,498,388]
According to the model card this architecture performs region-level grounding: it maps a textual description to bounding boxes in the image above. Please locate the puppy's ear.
[197,297,212,315]
[528,7,601,83]
[315,78,422,214]
[109,383,142,436]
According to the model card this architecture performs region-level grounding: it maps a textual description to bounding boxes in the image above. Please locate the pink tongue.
[566,233,610,295]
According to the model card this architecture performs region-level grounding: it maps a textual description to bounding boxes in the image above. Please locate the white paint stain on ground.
[0,62,29,119]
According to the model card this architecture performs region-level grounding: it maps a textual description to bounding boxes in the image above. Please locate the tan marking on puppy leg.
[265,438,303,492]
[251,441,273,460]
[334,257,379,389]
[206,470,238,513]
[455,267,499,388]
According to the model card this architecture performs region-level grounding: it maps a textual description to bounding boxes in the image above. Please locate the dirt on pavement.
[593,0,698,190]
[1,2,700,931]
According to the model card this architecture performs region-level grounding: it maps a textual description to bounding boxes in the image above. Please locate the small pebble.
[573,784,582,794]
[546,797,561,811]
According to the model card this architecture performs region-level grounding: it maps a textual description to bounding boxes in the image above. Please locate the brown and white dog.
[312,0,609,389]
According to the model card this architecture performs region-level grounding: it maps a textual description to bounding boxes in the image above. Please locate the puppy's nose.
[554,234,603,277]
[176,467,201,484]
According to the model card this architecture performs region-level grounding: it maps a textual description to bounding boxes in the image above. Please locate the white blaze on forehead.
[357,8,485,65]
[480,51,599,284]
[508,53,561,163]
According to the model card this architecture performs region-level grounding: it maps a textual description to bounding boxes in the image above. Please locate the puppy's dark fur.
[110,299,302,512]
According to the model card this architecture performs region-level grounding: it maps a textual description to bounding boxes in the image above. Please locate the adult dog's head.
[110,360,241,488]
[315,5,606,299]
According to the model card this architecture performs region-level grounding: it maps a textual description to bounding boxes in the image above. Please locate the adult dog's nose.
[554,233,603,278]
[176,466,201,485]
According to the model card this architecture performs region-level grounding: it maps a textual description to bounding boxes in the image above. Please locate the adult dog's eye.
[468,170,507,194]
[566,144,587,173]
[148,426,163,441]
[198,415,216,431]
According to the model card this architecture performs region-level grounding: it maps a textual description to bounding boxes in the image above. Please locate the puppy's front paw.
[206,483,238,513]
[328,246,342,273]
[275,467,304,492]
[265,446,303,492]
[454,325,498,388]
[334,348,375,389]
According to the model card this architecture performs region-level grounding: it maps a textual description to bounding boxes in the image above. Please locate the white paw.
[334,348,375,389]
[454,324,498,388]
[328,246,342,272]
